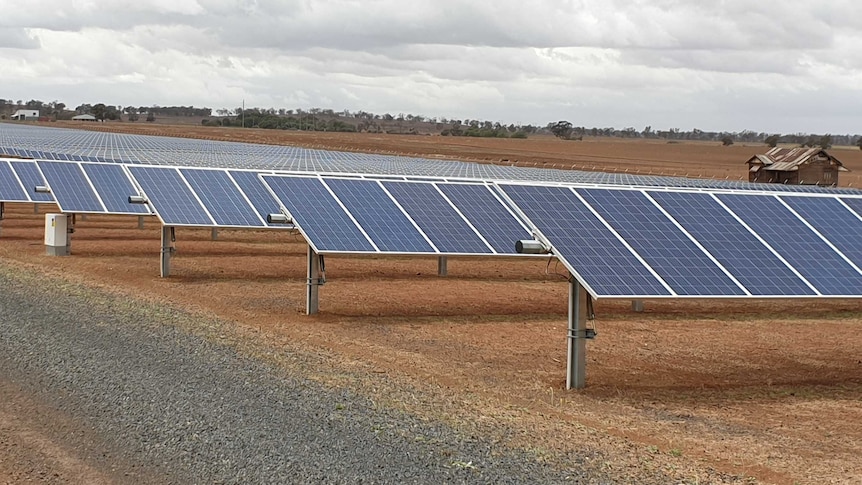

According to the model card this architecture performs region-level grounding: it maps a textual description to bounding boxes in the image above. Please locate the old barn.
[747,147,848,186]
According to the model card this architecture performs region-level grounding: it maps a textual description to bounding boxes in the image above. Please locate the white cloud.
[0,0,860,133]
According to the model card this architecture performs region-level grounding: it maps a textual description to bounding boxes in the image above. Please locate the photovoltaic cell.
[229,171,283,224]
[649,191,814,296]
[719,194,862,295]
[782,196,862,269]
[577,188,744,296]
[0,161,28,201]
[37,162,105,212]
[382,181,492,254]
[501,184,671,297]
[323,178,434,253]
[437,183,530,254]
[181,169,263,227]
[262,176,374,252]
[9,161,53,202]
[129,166,213,226]
[81,163,150,214]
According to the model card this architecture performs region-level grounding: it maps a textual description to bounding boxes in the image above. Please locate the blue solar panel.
[38,162,105,212]
[262,176,374,252]
[81,163,150,214]
[782,196,862,269]
[438,183,530,254]
[9,161,53,202]
[324,178,434,253]
[382,181,492,254]
[0,161,28,201]
[650,191,815,296]
[128,167,213,226]
[719,194,862,295]
[501,184,671,297]
[228,171,283,224]
[577,188,744,296]
[181,169,263,227]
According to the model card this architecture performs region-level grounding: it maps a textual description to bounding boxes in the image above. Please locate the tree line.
[2,99,860,148]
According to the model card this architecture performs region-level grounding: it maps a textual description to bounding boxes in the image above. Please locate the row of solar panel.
[3,123,860,194]
[500,184,862,298]
[0,159,287,227]
[262,175,531,255]
[0,147,116,163]
[7,157,862,298]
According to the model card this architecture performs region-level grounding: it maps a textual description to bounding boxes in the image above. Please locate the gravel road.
[0,264,624,484]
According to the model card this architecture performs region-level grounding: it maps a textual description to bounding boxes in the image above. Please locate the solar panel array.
[262,175,531,255]
[4,122,862,301]
[500,183,862,298]
[2,122,859,193]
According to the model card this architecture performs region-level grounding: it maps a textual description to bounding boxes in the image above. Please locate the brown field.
[2,123,861,483]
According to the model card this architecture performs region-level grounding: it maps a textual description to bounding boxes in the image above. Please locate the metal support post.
[34,204,39,214]
[138,216,145,229]
[66,214,75,255]
[307,245,321,314]
[567,279,590,389]
[631,300,644,312]
[211,227,219,241]
[0,202,4,237]
[437,256,448,276]
[160,226,175,278]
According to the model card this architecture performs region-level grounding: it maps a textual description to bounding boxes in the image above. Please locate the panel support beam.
[437,256,448,276]
[567,279,590,389]
[307,246,322,314]
[0,202,4,237]
[33,204,39,214]
[211,227,219,241]
[631,300,644,312]
[138,216,145,229]
[160,226,175,278]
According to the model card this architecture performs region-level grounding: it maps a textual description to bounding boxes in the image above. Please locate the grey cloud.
[0,28,40,49]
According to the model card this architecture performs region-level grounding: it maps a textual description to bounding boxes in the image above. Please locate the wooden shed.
[746,147,848,186]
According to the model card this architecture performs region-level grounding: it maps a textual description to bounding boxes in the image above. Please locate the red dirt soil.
[1,124,861,484]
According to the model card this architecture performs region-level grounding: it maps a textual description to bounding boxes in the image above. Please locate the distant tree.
[819,134,833,149]
[146,112,155,122]
[91,103,107,121]
[721,135,734,146]
[765,134,781,147]
[857,137,862,150]
[549,120,574,139]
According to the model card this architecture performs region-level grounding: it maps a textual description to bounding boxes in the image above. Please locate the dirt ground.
[2,125,862,484]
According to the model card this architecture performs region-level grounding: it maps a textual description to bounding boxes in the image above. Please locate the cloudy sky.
[1,0,860,134]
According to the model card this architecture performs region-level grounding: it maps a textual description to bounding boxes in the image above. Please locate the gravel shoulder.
[0,261,630,483]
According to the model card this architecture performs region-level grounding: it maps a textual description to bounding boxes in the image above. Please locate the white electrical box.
[45,213,69,256]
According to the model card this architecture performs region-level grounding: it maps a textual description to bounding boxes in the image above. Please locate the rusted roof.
[747,147,848,172]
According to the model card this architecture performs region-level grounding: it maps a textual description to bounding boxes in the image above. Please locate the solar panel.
[81,163,150,214]
[0,161,28,201]
[649,191,815,296]
[381,181,493,254]
[323,178,435,253]
[781,196,862,269]
[229,171,283,224]
[501,184,672,297]
[37,161,105,213]
[577,188,745,296]
[262,175,375,252]
[9,161,53,202]
[718,194,862,295]
[437,183,531,254]
[180,169,264,227]
[128,166,214,226]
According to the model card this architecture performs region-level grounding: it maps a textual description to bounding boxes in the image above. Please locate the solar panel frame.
[180,168,266,228]
[80,163,151,215]
[0,160,29,201]
[9,160,54,202]
[37,161,107,213]
[128,166,216,227]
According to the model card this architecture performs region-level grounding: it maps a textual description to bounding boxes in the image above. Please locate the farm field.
[2,123,862,483]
